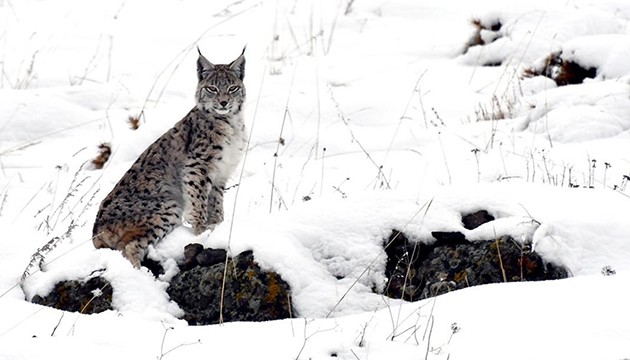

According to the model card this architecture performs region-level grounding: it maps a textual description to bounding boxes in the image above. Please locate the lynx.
[92,48,247,268]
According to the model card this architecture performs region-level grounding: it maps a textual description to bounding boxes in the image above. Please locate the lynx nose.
[219,100,228,107]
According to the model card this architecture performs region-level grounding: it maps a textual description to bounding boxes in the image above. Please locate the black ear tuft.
[197,48,214,81]
[229,46,246,81]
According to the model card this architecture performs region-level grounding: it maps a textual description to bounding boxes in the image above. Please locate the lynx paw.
[208,208,224,227]
[192,222,217,235]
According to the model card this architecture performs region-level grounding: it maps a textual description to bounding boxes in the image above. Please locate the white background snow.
[1,0,630,358]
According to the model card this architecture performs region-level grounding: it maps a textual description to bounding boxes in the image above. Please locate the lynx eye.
[228,85,240,93]
[205,86,219,94]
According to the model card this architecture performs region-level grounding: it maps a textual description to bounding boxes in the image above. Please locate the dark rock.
[196,248,227,267]
[168,250,293,325]
[31,276,113,314]
[180,243,205,270]
[462,210,495,230]
[431,231,466,243]
[180,244,227,270]
[554,60,597,86]
[524,52,597,86]
[183,243,204,268]
[141,257,165,277]
[384,230,568,301]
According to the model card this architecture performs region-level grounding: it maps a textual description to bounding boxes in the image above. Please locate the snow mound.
[518,81,630,142]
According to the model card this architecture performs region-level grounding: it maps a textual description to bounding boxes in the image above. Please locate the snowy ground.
[1,0,630,359]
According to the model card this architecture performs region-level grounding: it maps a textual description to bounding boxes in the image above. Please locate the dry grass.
[128,114,141,130]
[91,143,112,170]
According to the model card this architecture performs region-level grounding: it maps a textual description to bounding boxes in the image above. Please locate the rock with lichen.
[31,276,113,314]
[167,249,293,325]
[383,228,569,301]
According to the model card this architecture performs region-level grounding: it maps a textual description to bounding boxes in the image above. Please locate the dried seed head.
[128,115,141,130]
[91,143,112,169]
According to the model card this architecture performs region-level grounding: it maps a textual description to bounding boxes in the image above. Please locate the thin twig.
[50,313,65,336]
[270,63,298,213]
[383,70,427,167]
[0,307,45,338]
[294,318,338,359]
[158,322,201,360]
[495,235,507,283]
[327,86,391,189]
[437,132,452,185]
[423,315,434,360]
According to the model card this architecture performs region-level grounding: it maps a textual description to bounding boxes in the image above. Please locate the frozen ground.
[1,0,630,359]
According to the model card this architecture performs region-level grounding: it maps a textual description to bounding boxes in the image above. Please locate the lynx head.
[195,48,246,115]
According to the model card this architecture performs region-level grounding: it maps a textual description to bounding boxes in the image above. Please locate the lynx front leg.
[207,184,225,229]
[182,161,211,235]
[122,239,149,268]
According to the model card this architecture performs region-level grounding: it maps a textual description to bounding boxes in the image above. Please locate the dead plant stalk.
[327,86,392,189]
[270,63,298,213]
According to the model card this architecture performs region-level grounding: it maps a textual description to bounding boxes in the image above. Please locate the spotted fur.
[92,49,247,267]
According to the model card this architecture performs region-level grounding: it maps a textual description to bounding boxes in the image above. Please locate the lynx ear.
[197,47,214,81]
[229,47,246,81]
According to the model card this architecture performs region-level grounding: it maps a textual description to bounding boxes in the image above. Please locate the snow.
[519,81,630,143]
[2,0,630,359]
